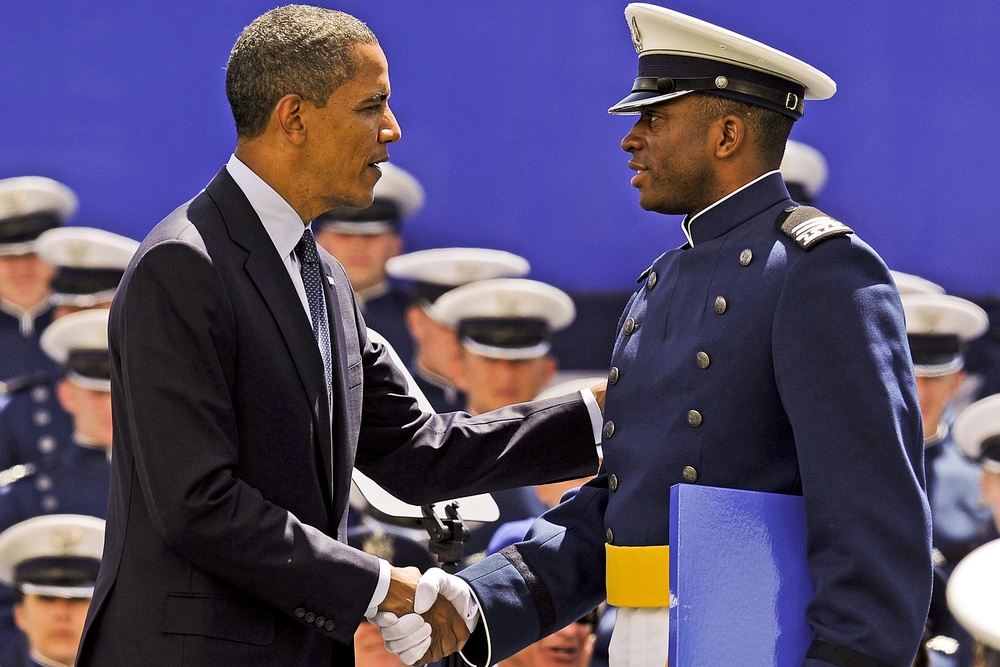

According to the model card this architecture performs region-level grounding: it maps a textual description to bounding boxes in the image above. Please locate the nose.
[380,105,401,144]
[621,120,643,154]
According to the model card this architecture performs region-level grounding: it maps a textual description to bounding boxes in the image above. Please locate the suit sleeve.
[114,240,380,643]
[353,321,601,505]
[772,236,932,667]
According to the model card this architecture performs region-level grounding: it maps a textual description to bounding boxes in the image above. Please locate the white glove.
[373,611,432,666]
[413,567,479,633]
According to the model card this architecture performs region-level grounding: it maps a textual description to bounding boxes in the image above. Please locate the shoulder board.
[0,462,37,488]
[775,206,853,251]
[636,266,652,284]
[0,371,51,397]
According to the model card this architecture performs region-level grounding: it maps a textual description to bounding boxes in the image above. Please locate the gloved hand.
[372,611,431,666]
[413,568,479,633]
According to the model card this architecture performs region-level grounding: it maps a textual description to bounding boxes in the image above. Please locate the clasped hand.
[373,566,479,665]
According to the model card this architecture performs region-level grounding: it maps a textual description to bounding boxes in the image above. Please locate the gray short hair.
[226,5,377,139]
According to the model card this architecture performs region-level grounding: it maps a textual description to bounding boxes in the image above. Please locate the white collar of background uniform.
[681,170,780,247]
[226,154,307,263]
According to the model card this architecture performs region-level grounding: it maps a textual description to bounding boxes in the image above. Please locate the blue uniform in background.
[0,373,74,470]
[459,173,931,667]
[361,284,414,369]
[0,307,55,380]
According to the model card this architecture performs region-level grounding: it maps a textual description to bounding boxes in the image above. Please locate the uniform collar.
[681,171,788,247]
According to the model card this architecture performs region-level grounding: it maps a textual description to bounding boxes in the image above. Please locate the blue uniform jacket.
[459,173,932,667]
[0,373,74,470]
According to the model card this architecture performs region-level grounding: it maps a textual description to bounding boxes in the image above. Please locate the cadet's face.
[57,381,113,449]
[313,229,401,291]
[406,306,462,380]
[14,595,90,665]
[0,252,55,308]
[501,617,595,667]
[460,353,556,414]
[621,95,717,216]
[302,43,401,215]
[915,372,963,435]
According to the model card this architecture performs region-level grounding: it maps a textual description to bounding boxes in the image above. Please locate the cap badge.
[50,527,84,554]
[498,294,522,316]
[67,240,88,264]
[0,190,27,218]
[916,311,944,332]
[630,16,642,53]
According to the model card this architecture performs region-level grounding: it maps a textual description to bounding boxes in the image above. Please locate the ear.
[56,379,77,414]
[13,602,26,633]
[388,234,403,258]
[541,356,558,385]
[713,114,746,160]
[272,94,308,145]
[405,305,424,339]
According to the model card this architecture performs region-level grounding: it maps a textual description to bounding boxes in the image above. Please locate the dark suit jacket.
[77,168,597,666]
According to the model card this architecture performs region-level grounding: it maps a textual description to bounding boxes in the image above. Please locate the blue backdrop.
[2,0,997,297]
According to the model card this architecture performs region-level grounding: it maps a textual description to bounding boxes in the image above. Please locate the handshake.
[372,566,480,666]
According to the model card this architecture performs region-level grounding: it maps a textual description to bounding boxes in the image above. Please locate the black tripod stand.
[419,502,470,667]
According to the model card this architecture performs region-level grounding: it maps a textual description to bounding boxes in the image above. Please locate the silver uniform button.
[740,249,753,266]
[603,421,616,439]
[31,386,49,403]
[687,410,703,427]
[623,317,637,335]
[606,528,614,544]
[682,466,699,483]
[41,495,59,512]
[609,474,619,492]
[35,475,53,492]
[609,367,619,384]
[32,410,51,427]
[646,271,658,290]
[714,296,727,314]
[37,435,56,455]
[696,351,710,369]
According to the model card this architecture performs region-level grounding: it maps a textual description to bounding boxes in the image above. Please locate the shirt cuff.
[364,557,391,619]
[580,389,604,445]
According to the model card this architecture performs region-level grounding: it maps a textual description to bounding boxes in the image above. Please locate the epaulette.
[775,205,853,251]
[636,266,652,283]
[0,371,51,397]
[0,462,38,488]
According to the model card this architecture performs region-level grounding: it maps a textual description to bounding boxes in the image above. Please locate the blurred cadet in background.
[0,228,135,471]
[779,139,828,206]
[0,514,105,667]
[0,177,76,380]
[385,248,529,412]
[312,162,424,364]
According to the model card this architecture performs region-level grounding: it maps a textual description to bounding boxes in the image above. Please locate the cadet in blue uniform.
[312,162,424,365]
[902,293,993,570]
[0,228,137,470]
[385,248,530,412]
[0,309,113,659]
[0,177,76,380]
[433,278,577,563]
[0,514,105,667]
[949,399,1000,667]
[379,5,931,666]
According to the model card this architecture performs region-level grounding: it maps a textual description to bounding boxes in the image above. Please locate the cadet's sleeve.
[456,476,610,666]
[772,235,932,667]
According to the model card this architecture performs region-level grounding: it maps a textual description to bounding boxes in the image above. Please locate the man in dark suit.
[76,6,602,665]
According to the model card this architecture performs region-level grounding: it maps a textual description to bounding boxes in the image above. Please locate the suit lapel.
[204,169,335,500]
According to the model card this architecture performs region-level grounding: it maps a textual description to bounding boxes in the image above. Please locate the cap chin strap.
[631,75,804,116]
[913,357,964,378]
[460,337,550,361]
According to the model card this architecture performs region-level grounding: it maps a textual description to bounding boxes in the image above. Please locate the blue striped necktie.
[295,229,333,403]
